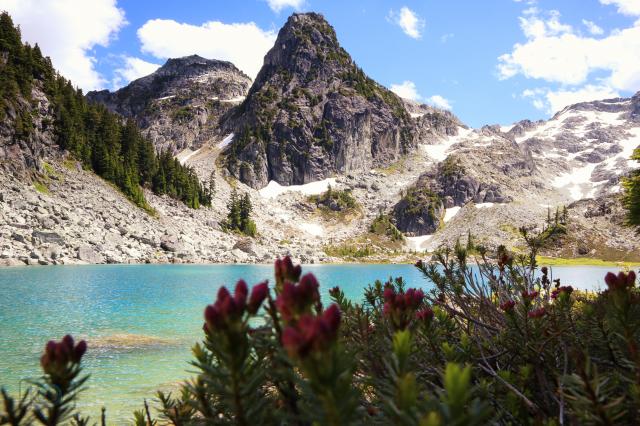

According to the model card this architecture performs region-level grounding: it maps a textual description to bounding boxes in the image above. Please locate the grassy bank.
[537,256,640,267]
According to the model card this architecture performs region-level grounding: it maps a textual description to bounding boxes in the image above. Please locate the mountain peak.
[222,12,415,189]
[155,55,249,80]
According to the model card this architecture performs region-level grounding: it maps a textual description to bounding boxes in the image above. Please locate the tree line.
[0,12,210,210]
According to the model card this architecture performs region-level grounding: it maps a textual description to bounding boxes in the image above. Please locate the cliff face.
[0,83,56,175]
[221,13,415,189]
[87,55,252,154]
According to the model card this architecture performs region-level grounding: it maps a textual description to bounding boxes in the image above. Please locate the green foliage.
[171,106,193,123]
[623,145,640,229]
[439,156,464,178]
[313,119,334,152]
[401,185,442,222]
[0,12,209,210]
[222,189,257,236]
[323,243,375,258]
[370,212,405,241]
[151,151,210,209]
[309,184,358,212]
[4,243,640,424]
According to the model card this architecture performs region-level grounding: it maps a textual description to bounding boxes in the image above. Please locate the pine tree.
[623,146,640,229]
[0,11,210,210]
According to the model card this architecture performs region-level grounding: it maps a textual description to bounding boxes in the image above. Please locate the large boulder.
[77,245,103,264]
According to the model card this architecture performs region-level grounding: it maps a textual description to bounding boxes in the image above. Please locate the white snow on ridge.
[500,124,514,133]
[410,112,425,118]
[552,162,599,200]
[443,206,461,223]
[603,128,640,171]
[259,178,337,199]
[516,109,627,144]
[420,127,474,162]
[218,133,234,149]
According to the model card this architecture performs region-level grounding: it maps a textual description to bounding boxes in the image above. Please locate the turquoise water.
[0,264,625,422]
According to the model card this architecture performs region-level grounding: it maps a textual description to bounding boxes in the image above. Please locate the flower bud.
[234,280,248,310]
[73,340,87,362]
[528,307,546,319]
[500,300,516,312]
[322,304,341,333]
[248,281,269,314]
[275,256,302,286]
[416,307,434,323]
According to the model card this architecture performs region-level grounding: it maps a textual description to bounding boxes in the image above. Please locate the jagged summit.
[221,12,415,188]
[87,54,252,153]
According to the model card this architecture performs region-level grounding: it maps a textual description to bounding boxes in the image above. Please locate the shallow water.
[0,263,625,422]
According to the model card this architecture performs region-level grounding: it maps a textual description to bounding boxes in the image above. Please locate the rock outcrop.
[0,83,57,174]
[221,13,415,188]
[87,55,252,154]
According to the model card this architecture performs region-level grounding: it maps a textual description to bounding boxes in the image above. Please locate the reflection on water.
[0,263,629,422]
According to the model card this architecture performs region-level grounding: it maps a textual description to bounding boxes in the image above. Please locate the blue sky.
[2,0,639,127]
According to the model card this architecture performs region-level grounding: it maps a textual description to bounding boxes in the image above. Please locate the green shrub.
[370,213,404,241]
[308,185,358,212]
[4,235,640,424]
[221,189,257,237]
[623,145,640,229]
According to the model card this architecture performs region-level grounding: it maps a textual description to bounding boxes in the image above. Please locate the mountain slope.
[221,13,415,188]
[88,55,252,154]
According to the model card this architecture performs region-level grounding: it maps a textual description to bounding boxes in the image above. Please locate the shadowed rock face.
[0,84,57,174]
[221,12,415,189]
[87,55,252,154]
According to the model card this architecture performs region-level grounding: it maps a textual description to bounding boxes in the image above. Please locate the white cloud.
[0,0,126,91]
[522,85,620,113]
[266,0,304,12]
[426,95,452,110]
[600,0,640,16]
[137,19,276,79]
[390,80,421,101]
[390,7,425,39]
[440,33,454,43]
[390,81,452,110]
[498,8,640,92]
[582,19,604,35]
[546,85,619,112]
[112,56,161,88]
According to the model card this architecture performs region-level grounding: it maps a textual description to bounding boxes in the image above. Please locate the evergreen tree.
[623,146,640,229]
[0,11,210,210]
[223,190,256,236]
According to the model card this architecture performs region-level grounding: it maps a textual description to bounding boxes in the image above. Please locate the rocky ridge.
[87,55,252,154]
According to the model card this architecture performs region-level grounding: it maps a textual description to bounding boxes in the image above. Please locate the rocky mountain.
[87,55,252,154]
[220,13,416,188]
[1,10,638,268]
[390,92,640,261]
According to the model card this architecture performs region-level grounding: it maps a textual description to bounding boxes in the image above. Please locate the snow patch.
[551,162,599,200]
[156,95,175,101]
[443,206,461,223]
[405,235,432,251]
[298,222,324,237]
[177,148,201,165]
[410,112,425,118]
[259,178,337,200]
[475,203,494,209]
[221,96,245,103]
[218,133,234,149]
[420,127,474,162]
[500,124,514,133]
